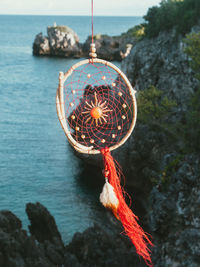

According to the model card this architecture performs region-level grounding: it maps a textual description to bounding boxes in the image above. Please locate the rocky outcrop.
[121,29,199,111]
[64,224,145,267]
[0,203,64,267]
[118,28,200,267]
[150,154,200,267]
[26,203,63,247]
[33,26,82,58]
[82,35,136,61]
[0,203,146,267]
[33,25,137,61]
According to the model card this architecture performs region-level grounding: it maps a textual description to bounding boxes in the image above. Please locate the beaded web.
[63,61,135,151]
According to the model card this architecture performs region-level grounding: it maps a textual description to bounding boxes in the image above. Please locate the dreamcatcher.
[56,1,153,266]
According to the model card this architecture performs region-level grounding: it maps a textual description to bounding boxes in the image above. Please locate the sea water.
[0,15,143,242]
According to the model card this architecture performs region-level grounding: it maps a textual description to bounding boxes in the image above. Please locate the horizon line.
[0,13,144,18]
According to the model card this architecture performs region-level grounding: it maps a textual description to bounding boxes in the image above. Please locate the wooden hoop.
[56,58,137,154]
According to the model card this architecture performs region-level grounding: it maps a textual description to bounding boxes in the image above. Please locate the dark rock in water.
[68,82,132,151]
[33,25,82,58]
[82,35,136,61]
[33,25,137,61]
[0,203,147,267]
[26,202,63,247]
[0,209,55,267]
[0,210,21,233]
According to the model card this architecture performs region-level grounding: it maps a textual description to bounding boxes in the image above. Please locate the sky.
[0,0,161,16]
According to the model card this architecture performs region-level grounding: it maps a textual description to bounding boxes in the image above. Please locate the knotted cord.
[91,0,94,43]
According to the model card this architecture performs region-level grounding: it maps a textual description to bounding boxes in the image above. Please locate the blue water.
[0,15,143,242]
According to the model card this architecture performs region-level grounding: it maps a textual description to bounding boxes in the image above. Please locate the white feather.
[100,179,119,209]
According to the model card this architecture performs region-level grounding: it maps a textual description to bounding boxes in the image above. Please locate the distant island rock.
[33,25,82,58]
[33,24,137,61]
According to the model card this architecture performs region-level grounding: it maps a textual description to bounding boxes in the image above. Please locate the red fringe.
[101,147,153,267]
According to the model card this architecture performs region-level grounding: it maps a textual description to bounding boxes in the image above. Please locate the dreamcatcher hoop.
[56,57,137,154]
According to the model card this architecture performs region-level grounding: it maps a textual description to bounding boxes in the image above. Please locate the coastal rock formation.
[26,202,64,247]
[64,224,145,267]
[121,29,199,111]
[0,203,146,267]
[0,203,63,267]
[150,154,200,267]
[33,25,136,61]
[119,28,200,267]
[33,25,82,58]
[82,35,135,61]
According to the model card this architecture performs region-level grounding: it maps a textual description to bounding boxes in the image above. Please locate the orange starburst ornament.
[82,92,112,126]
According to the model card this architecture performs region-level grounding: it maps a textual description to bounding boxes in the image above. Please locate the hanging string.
[91,0,94,43]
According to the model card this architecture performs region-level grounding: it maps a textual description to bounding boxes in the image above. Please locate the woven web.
[64,62,134,150]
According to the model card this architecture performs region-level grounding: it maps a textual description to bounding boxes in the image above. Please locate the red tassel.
[101,147,153,267]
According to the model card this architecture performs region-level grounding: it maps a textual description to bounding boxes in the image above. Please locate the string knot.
[101,147,110,155]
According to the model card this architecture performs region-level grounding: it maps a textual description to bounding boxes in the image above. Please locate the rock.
[65,224,145,267]
[121,29,199,112]
[33,25,138,61]
[82,35,136,61]
[32,33,50,55]
[0,210,21,233]
[150,154,200,267]
[33,25,82,58]
[0,204,149,267]
[26,202,64,248]
[0,209,55,267]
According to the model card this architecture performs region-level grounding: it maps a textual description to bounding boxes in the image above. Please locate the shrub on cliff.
[144,0,200,38]
[137,85,176,123]
[184,32,200,80]
[183,33,200,151]
[126,24,145,39]
[184,88,200,151]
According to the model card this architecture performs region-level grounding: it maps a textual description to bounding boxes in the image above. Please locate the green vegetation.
[184,33,200,80]
[144,0,200,38]
[151,154,183,187]
[50,25,72,33]
[94,34,103,40]
[126,24,145,40]
[182,33,200,151]
[184,88,200,151]
[137,85,176,123]
[137,24,200,153]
